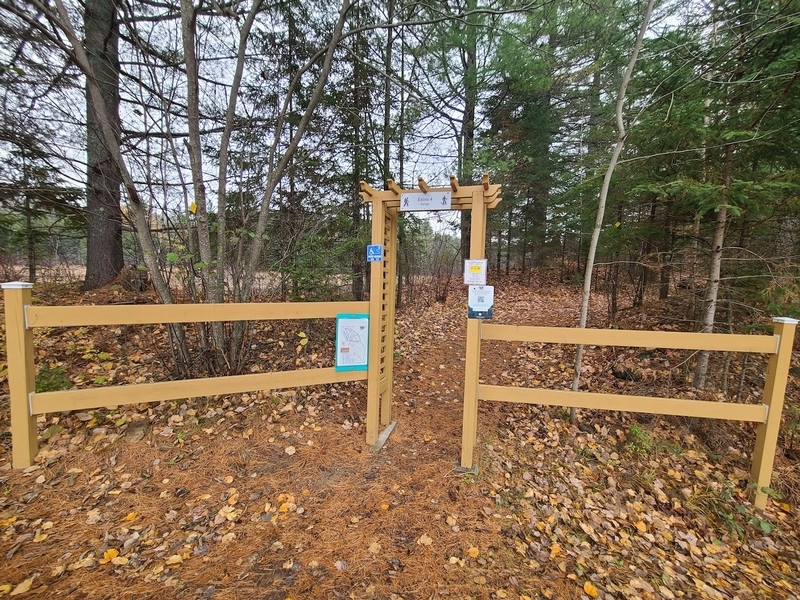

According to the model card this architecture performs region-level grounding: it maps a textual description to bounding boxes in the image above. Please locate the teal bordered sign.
[335,314,369,371]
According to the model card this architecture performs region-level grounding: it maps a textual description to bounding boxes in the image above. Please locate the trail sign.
[399,191,452,211]
[366,244,383,262]
[335,314,369,371]
[463,259,487,286]
[468,285,494,319]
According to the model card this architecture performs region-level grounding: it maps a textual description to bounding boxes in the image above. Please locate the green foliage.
[625,423,653,456]
[688,482,778,539]
[36,365,71,393]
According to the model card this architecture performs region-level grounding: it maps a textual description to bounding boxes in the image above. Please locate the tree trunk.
[693,146,732,389]
[83,0,123,291]
[459,0,478,246]
[570,0,655,420]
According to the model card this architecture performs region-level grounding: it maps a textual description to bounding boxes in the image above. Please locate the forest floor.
[1,276,800,599]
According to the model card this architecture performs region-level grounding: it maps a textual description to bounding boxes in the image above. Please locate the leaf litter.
[0,277,799,599]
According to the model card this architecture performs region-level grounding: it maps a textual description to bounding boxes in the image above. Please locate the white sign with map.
[335,314,369,371]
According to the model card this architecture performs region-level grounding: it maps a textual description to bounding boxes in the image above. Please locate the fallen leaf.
[285,446,296,456]
[9,578,33,596]
[111,556,129,566]
[635,521,647,533]
[165,554,183,565]
[50,565,65,578]
[467,546,480,558]
[99,549,119,564]
[417,534,433,546]
[220,532,236,544]
[584,581,599,598]
[121,512,137,522]
[368,542,381,554]
[68,556,95,570]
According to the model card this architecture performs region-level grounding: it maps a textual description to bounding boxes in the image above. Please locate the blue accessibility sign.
[366,244,383,262]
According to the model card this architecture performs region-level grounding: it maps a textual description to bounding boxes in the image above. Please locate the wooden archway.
[359,174,501,450]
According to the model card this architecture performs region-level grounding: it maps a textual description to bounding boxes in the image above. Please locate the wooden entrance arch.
[359,174,501,452]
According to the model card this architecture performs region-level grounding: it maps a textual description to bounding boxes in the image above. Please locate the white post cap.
[1,282,34,289]
[773,317,799,325]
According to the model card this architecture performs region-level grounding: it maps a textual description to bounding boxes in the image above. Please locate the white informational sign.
[468,285,494,320]
[399,191,452,211]
[463,259,488,286]
[335,314,369,371]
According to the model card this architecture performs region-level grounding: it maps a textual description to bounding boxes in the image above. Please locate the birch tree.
[569,0,656,419]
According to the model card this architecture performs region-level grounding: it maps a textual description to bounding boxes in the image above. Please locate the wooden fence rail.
[462,318,798,510]
[2,282,369,469]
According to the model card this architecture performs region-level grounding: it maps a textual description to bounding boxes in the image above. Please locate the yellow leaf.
[0,516,17,527]
[368,542,381,554]
[635,521,647,533]
[165,554,183,566]
[417,534,433,546]
[496,590,508,598]
[111,556,129,566]
[520,596,532,600]
[9,578,33,596]
[300,338,308,346]
[467,546,480,558]
[50,565,66,578]
[584,581,599,598]
[779,503,791,512]
[99,548,119,564]
[189,202,197,214]
[33,532,48,542]
[549,543,561,559]
[0,584,12,594]
[298,332,307,338]
[121,512,137,522]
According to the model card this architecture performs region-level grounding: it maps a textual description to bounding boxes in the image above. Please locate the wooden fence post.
[460,188,488,470]
[2,282,37,467]
[750,317,798,510]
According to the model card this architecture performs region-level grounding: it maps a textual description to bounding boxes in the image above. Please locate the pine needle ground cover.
[1,280,799,599]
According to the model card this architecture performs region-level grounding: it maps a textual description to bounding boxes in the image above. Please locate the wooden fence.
[461,319,798,509]
[3,282,369,469]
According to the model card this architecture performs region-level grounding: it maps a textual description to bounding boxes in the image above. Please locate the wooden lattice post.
[365,186,386,446]
[2,282,37,467]
[381,207,398,427]
[750,317,798,509]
